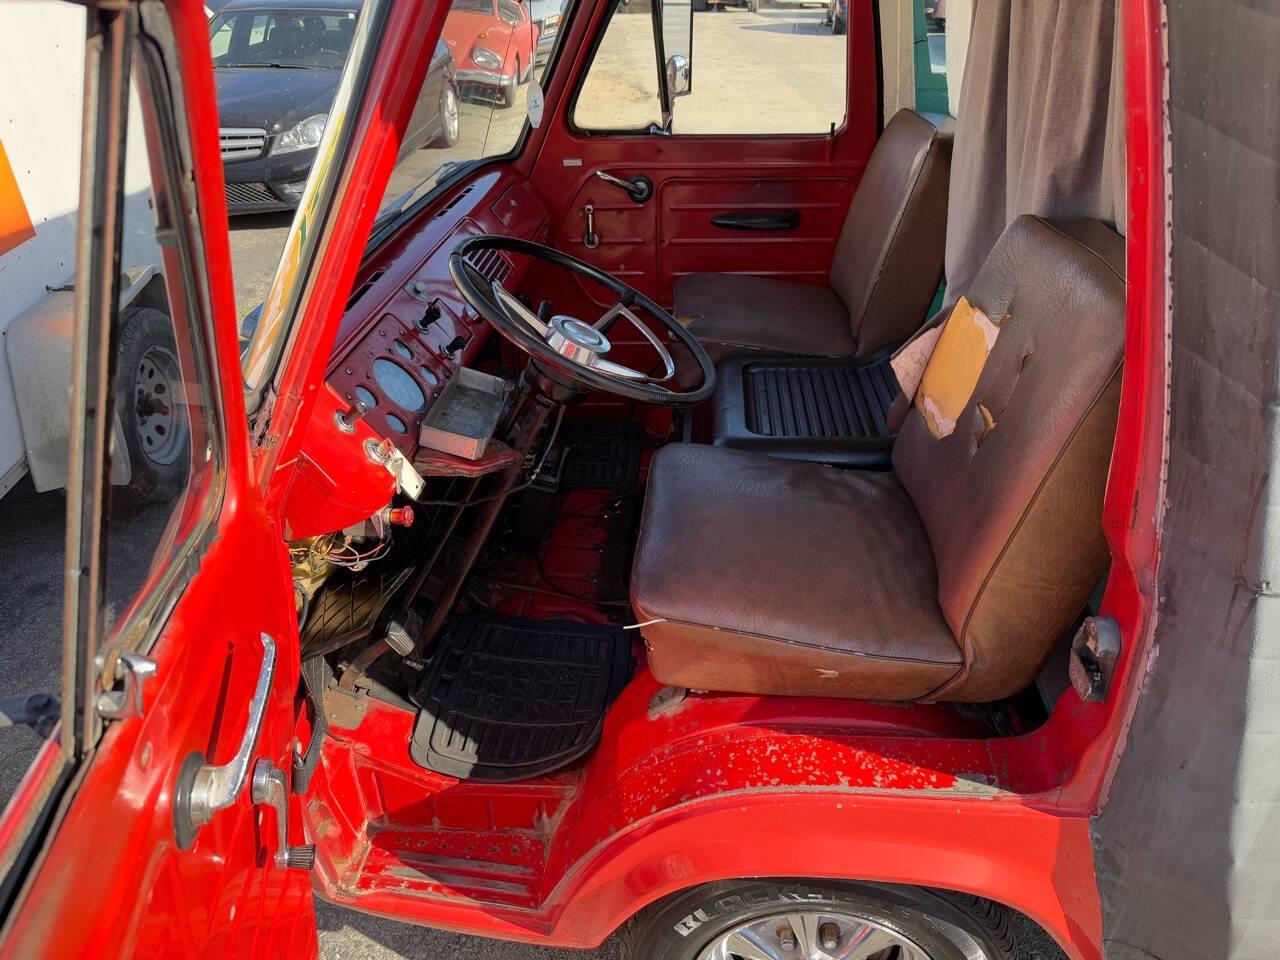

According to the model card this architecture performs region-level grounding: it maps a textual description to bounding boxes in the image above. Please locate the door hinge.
[94,651,158,720]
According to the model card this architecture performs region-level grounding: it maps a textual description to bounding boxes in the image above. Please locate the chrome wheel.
[134,343,185,466]
[443,86,460,142]
[696,910,934,960]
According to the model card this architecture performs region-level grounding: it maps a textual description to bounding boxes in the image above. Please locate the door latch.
[583,204,599,249]
[252,759,317,871]
[95,651,158,720]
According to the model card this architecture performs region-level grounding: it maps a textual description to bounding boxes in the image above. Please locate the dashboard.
[328,169,550,457]
[283,169,550,540]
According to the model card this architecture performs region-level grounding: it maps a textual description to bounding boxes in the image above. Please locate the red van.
[0,1,1274,959]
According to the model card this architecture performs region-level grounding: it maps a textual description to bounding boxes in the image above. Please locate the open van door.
[0,3,317,956]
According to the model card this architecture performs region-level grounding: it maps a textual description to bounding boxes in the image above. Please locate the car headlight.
[471,47,503,70]
[271,114,327,155]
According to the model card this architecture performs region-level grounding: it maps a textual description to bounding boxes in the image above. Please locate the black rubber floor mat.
[410,617,632,781]
[559,421,642,490]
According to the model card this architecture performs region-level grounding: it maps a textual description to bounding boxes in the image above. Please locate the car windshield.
[370,0,570,237]
[209,8,358,69]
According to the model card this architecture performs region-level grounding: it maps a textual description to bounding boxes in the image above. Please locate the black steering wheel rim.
[449,235,716,406]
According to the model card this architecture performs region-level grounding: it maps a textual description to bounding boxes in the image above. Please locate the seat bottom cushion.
[712,350,901,469]
[675,274,857,359]
[631,445,962,700]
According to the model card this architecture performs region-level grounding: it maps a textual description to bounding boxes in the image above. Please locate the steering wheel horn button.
[548,315,611,365]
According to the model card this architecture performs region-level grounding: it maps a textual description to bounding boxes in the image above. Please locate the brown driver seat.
[631,216,1125,702]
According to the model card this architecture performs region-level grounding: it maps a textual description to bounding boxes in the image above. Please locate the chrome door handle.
[174,634,276,847]
[594,170,652,203]
[583,204,600,249]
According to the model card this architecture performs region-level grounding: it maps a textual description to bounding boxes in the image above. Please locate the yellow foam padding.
[914,295,1000,439]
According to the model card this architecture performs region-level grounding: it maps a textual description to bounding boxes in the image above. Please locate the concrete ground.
[0,5,1062,957]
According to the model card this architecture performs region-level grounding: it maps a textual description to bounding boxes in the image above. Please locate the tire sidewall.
[437,84,460,147]
[626,880,1012,960]
[114,306,188,503]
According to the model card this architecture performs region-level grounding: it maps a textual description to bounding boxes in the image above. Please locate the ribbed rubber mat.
[743,356,899,439]
[559,421,642,490]
[410,617,632,781]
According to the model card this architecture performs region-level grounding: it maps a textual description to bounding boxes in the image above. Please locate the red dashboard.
[282,169,550,540]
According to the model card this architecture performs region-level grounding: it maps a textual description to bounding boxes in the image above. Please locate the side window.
[572,2,663,132]
[574,0,848,135]
[210,19,233,60]
[914,0,950,115]
[497,0,522,26]
[247,14,270,51]
[0,0,223,811]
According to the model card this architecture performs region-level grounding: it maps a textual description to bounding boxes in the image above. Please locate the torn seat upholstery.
[632,216,1125,702]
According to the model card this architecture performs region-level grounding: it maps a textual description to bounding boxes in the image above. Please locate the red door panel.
[658,176,855,299]
[525,0,879,309]
[0,3,315,957]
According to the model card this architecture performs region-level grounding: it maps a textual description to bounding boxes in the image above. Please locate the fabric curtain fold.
[944,0,1126,302]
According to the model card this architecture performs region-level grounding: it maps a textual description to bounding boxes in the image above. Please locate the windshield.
[371,0,569,233]
[209,8,358,69]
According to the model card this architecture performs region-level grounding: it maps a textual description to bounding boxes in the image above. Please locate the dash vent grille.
[465,246,513,285]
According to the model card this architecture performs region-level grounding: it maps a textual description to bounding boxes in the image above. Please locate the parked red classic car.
[1,0,1276,959]
[441,0,537,107]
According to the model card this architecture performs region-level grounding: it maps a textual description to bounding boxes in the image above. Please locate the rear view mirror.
[666,54,691,97]
[658,0,693,118]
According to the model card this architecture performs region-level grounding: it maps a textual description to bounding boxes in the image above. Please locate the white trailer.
[0,1,180,500]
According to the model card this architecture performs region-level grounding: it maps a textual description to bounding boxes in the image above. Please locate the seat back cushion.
[830,109,953,357]
[892,216,1125,701]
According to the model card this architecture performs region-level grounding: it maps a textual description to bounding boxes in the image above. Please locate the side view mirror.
[666,53,691,98]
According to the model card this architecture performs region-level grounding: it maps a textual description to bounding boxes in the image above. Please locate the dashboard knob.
[334,399,369,434]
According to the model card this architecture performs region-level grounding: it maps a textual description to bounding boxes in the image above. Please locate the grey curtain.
[944,0,1127,302]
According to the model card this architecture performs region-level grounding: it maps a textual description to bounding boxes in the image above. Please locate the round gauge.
[385,413,408,434]
[354,385,377,408]
[372,358,425,411]
[420,366,440,387]
[392,340,413,360]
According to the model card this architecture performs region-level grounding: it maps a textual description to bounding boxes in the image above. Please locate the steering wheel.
[449,236,715,406]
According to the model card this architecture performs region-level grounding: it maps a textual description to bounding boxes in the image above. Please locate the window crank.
[252,759,317,871]
[583,204,600,249]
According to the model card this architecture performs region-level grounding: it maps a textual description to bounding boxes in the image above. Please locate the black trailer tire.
[114,306,189,503]
[619,879,1018,960]
[693,0,708,11]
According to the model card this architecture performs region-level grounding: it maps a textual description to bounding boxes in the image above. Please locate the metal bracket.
[94,651,158,720]
[251,759,317,871]
[1069,616,1122,702]
[648,685,689,720]
[365,437,425,500]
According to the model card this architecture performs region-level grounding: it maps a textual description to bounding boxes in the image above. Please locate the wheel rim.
[134,343,186,467]
[443,87,460,141]
[696,910,934,960]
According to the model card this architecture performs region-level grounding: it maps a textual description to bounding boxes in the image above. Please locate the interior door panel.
[658,176,855,300]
